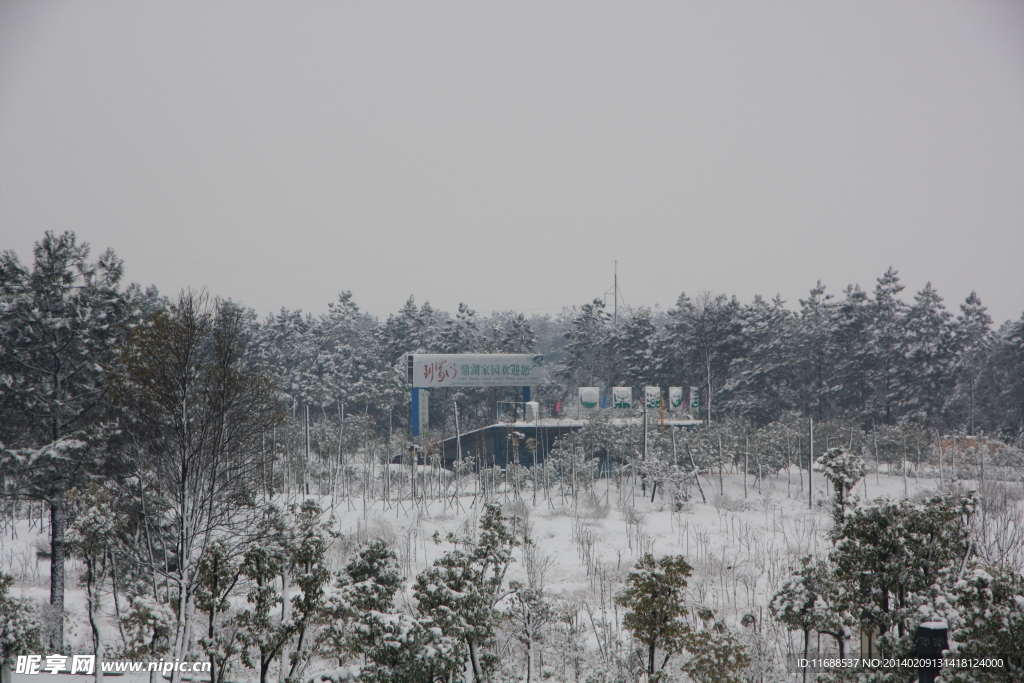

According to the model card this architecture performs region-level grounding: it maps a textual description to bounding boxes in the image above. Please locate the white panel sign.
[578,387,600,411]
[669,387,684,410]
[644,386,661,409]
[418,388,429,431]
[409,354,543,388]
[612,386,632,409]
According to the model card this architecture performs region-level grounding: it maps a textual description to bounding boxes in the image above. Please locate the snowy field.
[2,467,941,683]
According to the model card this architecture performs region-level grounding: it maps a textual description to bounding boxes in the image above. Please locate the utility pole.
[642,394,648,461]
[613,260,618,326]
[808,417,813,510]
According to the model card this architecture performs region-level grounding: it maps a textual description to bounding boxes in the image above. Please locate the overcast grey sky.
[2,1,1023,325]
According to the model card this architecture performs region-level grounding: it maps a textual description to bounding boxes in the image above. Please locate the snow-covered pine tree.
[608,307,658,390]
[816,447,866,510]
[557,298,614,391]
[664,291,742,424]
[794,281,840,420]
[770,555,850,670]
[900,283,956,425]
[317,538,462,683]
[505,583,556,683]
[975,312,1024,435]
[195,540,245,683]
[66,482,123,681]
[866,268,910,423]
[832,284,875,417]
[615,553,693,681]
[829,494,974,670]
[235,502,333,683]
[413,502,519,683]
[942,566,1024,683]
[0,231,138,651]
[379,296,441,365]
[679,609,750,683]
[947,292,994,434]
[728,295,799,424]
[489,311,537,354]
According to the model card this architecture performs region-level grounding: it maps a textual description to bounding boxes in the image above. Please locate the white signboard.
[418,388,429,431]
[612,387,632,409]
[644,386,661,409]
[669,387,684,410]
[578,387,600,411]
[409,354,543,388]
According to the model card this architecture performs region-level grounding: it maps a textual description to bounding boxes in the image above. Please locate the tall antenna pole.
[613,260,618,325]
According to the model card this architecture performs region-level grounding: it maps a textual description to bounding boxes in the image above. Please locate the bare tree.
[110,291,280,683]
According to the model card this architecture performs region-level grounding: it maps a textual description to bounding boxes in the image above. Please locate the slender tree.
[110,291,280,683]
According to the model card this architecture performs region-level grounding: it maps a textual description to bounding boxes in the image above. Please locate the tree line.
[2,231,1024,682]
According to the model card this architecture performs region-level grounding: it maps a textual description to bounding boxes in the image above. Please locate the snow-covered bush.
[942,566,1024,683]
[0,572,43,683]
[816,447,866,508]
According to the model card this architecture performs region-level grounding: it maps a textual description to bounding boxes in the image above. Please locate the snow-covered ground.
[2,468,942,682]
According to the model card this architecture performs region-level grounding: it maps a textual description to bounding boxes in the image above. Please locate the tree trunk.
[172,592,192,683]
[468,640,482,682]
[525,635,532,683]
[49,497,67,652]
[802,629,810,683]
[86,557,104,683]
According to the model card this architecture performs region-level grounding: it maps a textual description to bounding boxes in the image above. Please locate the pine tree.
[257,307,316,408]
[615,553,693,680]
[489,312,537,354]
[901,283,955,424]
[0,231,138,651]
[794,282,840,420]
[438,303,484,354]
[947,292,994,434]
[975,312,1024,436]
[729,295,799,424]
[505,584,555,683]
[832,284,875,416]
[770,556,849,668]
[413,502,518,683]
[867,268,910,423]
[942,566,1024,683]
[557,299,614,390]
[608,307,658,389]
[664,291,742,424]
[322,538,403,662]
[379,296,441,365]
[829,494,974,661]
[235,502,333,683]
[195,540,245,683]
[816,447,866,510]
[679,611,750,683]
[66,483,122,680]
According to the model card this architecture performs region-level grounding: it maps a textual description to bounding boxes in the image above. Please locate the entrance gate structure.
[406,353,544,436]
